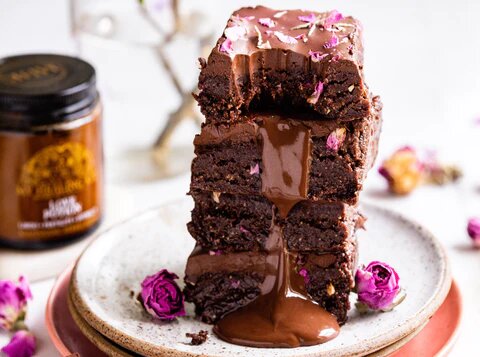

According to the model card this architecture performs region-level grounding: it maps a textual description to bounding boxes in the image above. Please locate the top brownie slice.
[197,6,370,124]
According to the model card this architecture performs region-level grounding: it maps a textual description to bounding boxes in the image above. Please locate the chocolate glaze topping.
[220,6,361,62]
[213,115,340,347]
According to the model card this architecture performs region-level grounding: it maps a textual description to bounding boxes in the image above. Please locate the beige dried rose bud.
[378,147,422,195]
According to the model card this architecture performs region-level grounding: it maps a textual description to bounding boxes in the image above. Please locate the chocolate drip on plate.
[214,116,340,347]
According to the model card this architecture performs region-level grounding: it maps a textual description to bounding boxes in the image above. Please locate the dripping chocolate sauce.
[213,116,340,347]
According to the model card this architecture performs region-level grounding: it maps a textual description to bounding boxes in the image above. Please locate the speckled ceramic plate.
[70,198,451,357]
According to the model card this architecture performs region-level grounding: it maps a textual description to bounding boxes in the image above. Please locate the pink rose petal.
[298,13,317,24]
[219,38,233,54]
[295,33,307,42]
[307,81,324,104]
[224,25,246,41]
[324,33,339,49]
[468,218,480,247]
[273,31,298,44]
[239,226,250,234]
[324,10,344,29]
[249,163,259,175]
[308,50,328,62]
[258,17,275,28]
[298,268,310,284]
[326,128,347,151]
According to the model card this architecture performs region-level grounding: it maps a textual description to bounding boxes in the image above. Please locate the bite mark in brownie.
[197,6,370,124]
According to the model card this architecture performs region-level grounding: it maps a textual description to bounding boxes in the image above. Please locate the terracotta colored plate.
[45,263,106,357]
[46,264,461,357]
[388,280,462,357]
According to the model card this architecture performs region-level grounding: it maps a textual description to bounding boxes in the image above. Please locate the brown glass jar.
[0,54,103,249]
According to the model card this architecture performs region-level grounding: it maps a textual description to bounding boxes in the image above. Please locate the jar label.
[0,111,103,244]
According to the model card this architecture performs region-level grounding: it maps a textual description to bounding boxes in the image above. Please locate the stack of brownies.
[184,5,382,343]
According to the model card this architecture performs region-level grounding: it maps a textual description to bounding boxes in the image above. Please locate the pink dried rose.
[0,276,32,332]
[249,163,259,175]
[355,261,405,311]
[324,33,339,49]
[258,17,275,28]
[1,330,36,357]
[467,218,480,247]
[298,268,310,284]
[273,31,298,44]
[295,33,307,42]
[308,50,328,62]
[298,13,317,24]
[323,10,344,29]
[326,128,346,151]
[219,38,233,55]
[307,81,324,104]
[140,269,185,321]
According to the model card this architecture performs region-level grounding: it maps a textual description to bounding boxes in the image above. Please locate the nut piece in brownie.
[187,190,360,253]
[197,6,370,124]
[191,96,382,205]
[184,236,357,325]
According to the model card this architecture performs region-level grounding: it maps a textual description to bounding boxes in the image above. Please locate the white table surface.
[1,0,479,356]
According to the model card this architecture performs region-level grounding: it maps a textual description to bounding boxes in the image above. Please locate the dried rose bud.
[273,31,298,44]
[307,81,324,104]
[378,147,423,195]
[422,152,462,185]
[355,261,405,311]
[2,330,35,356]
[258,17,275,28]
[298,13,317,25]
[326,128,346,151]
[0,276,32,332]
[427,165,462,185]
[298,268,310,284]
[323,10,344,29]
[140,270,185,321]
[219,39,233,55]
[1,330,36,357]
[467,218,480,247]
[249,163,259,175]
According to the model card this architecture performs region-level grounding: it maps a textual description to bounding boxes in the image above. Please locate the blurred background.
[0,0,479,355]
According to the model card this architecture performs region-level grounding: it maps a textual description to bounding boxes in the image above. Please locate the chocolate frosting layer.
[220,6,361,63]
[185,244,339,283]
[194,113,341,146]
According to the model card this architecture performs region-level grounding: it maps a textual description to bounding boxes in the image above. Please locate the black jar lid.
[0,54,98,130]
